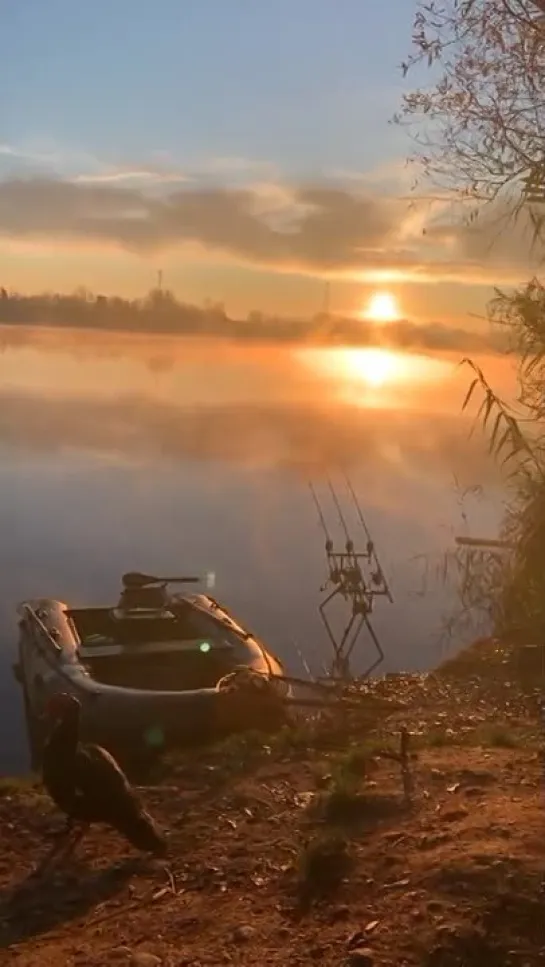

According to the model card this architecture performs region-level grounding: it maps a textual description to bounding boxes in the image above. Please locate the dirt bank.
[0,638,542,967]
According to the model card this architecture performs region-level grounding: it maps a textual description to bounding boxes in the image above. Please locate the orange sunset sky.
[1,2,540,328]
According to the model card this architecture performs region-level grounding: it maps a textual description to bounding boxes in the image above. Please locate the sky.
[0,0,539,322]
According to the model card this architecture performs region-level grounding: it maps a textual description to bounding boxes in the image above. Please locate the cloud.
[0,173,538,284]
[72,168,190,187]
[0,142,100,177]
[0,144,61,165]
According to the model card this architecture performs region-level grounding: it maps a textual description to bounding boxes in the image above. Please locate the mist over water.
[0,325,511,773]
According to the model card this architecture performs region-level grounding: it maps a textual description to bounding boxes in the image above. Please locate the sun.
[361,291,401,323]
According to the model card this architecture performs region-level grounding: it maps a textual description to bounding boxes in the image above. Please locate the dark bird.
[39,691,166,871]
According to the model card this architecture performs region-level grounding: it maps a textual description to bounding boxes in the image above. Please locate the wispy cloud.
[0,142,66,168]
[0,170,537,286]
[0,141,109,182]
[326,158,415,194]
[1,142,278,186]
[73,167,190,187]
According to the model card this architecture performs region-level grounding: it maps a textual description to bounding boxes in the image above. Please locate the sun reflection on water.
[296,346,450,408]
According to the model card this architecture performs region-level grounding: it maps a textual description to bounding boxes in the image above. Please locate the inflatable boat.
[13,570,288,771]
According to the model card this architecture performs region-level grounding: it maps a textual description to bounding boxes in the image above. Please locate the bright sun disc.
[362,291,400,323]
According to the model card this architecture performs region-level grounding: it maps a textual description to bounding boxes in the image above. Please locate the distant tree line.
[0,284,498,352]
[0,283,350,342]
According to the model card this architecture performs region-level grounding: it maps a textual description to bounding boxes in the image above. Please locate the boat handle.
[21,604,62,653]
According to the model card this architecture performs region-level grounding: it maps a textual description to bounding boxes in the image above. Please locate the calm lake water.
[0,325,511,773]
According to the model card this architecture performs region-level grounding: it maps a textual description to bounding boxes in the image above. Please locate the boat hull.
[14,595,288,773]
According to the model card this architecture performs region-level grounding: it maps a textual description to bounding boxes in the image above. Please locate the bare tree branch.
[397,1,545,222]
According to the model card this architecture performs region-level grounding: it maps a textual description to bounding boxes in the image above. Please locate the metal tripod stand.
[310,475,393,681]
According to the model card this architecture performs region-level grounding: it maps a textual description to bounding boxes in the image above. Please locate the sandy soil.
[0,638,542,967]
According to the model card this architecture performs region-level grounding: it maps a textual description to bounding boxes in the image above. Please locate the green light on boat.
[144,725,165,748]
[199,641,211,653]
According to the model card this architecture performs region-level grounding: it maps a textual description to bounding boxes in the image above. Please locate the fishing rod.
[308,475,393,681]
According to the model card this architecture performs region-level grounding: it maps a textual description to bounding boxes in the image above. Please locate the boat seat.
[117,586,169,611]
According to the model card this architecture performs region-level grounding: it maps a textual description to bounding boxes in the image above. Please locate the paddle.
[121,572,201,589]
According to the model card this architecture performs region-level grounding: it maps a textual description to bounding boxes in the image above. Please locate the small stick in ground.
[375,727,414,804]
[399,727,414,803]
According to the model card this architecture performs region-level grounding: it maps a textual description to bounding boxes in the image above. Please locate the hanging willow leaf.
[461,376,479,411]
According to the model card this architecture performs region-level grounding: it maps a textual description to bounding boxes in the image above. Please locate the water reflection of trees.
[0,391,502,487]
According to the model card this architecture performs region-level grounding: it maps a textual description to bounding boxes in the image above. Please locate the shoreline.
[1,636,542,966]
